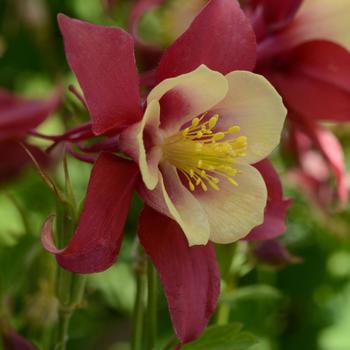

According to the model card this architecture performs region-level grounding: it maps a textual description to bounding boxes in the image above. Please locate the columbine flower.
[43,0,286,344]
[128,0,292,239]
[286,122,346,209]
[245,0,350,204]
[253,239,302,266]
[0,89,60,183]
[118,63,286,245]
[245,159,292,240]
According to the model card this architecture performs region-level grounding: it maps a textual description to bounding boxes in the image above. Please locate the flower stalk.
[146,258,158,350]
[55,310,72,350]
[131,244,147,350]
[52,197,86,350]
[54,273,86,350]
[216,302,231,326]
[50,156,87,350]
[215,243,237,325]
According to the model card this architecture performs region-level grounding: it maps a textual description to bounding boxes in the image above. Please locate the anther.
[192,117,200,127]
[213,132,225,141]
[227,178,238,186]
[235,136,247,144]
[209,181,219,191]
[209,114,219,129]
[182,127,190,136]
[229,126,240,133]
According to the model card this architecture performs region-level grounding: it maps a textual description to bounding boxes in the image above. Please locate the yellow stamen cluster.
[162,113,247,192]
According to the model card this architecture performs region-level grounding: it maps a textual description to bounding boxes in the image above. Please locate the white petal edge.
[213,71,287,164]
[196,163,267,243]
[140,162,211,246]
[137,100,162,190]
[120,99,161,190]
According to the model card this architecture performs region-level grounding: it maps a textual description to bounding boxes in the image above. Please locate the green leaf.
[88,262,136,313]
[0,192,26,246]
[221,285,283,304]
[182,323,257,350]
[218,285,286,335]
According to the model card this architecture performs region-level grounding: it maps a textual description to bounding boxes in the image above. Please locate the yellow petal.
[140,163,211,246]
[147,64,228,134]
[213,71,286,164]
[196,163,267,243]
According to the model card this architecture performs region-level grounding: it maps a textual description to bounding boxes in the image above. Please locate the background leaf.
[182,323,257,350]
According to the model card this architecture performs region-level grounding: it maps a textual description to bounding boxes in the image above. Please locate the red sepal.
[138,206,220,344]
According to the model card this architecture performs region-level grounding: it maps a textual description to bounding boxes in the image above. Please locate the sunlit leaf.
[88,262,136,313]
[182,323,257,350]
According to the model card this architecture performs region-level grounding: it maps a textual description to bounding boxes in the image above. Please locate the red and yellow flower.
[247,0,350,205]
[43,0,286,344]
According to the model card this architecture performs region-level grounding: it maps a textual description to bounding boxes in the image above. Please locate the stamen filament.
[162,113,247,192]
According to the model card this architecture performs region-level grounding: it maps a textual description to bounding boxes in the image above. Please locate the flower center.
[162,113,247,192]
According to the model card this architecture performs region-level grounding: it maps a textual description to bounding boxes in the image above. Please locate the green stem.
[131,246,147,350]
[146,259,157,350]
[55,309,72,350]
[216,280,236,325]
[52,272,86,350]
[51,195,85,350]
[215,242,240,326]
[216,302,231,325]
[70,274,87,305]
[162,335,177,350]
[56,268,72,306]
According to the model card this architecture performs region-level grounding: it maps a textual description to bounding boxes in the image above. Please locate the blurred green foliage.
[1,1,350,349]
